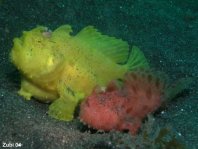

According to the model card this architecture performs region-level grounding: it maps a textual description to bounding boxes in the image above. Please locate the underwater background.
[0,0,197,148]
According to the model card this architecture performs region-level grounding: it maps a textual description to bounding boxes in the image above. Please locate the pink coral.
[80,70,165,134]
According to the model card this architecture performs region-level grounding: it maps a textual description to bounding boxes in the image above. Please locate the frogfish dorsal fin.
[74,26,129,64]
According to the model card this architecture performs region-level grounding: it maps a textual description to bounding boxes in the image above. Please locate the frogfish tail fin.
[126,46,149,71]
[164,77,193,102]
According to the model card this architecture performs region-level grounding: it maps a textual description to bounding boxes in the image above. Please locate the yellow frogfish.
[10,25,149,121]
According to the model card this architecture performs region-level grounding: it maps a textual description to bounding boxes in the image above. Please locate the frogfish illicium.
[10,25,149,121]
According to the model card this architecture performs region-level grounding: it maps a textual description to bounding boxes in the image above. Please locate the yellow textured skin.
[10,25,149,121]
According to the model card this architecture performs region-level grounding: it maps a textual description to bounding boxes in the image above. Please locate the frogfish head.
[10,26,64,79]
